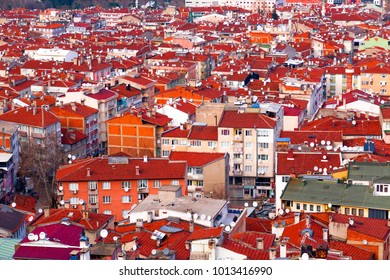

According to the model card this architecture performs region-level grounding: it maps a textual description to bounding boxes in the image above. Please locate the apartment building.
[360,64,390,96]
[56,155,187,222]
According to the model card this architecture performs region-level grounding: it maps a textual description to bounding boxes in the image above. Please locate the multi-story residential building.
[99,8,131,27]
[380,106,390,144]
[169,151,229,199]
[30,23,66,38]
[0,106,61,147]
[50,102,99,157]
[117,74,157,108]
[218,108,277,201]
[324,65,361,97]
[360,64,390,96]
[55,154,188,222]
[0,121,19,200]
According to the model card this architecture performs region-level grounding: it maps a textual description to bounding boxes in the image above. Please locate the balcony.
[88,202,99,209]
[233,147,243,153]
[88,188,98,195]
[188,173,204,180]
[233,158,243,164]
[137,187,149,193]
[233,169,242,175]
[32,132,45,139]
[233,134,243,142]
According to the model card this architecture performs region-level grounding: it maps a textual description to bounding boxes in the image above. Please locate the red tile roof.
[230,231,275,250]
[328,240,374,260]
[219,110,276,129]
[161,126,190,138]
[88,89,117,101]
[280,131,343,145]
[13,246,80,260]
[61,129,87,145]
[188,125,218,141]
[221,238,269,260]
[56,157,187,181]
[276,151,342,175]
[281,218,327,248]
[0,107,60,128]
[50,103,98,118]
[187,227,223,241]
[169,151,225,167]
[246,217,273,233]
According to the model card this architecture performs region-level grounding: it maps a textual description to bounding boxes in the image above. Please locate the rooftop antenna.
[163,248,170,256]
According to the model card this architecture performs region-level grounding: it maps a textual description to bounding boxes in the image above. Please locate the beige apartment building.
[360,64,390,96]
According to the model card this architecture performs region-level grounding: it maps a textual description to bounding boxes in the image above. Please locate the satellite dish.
[326,141,331,145]
[298,146,302,151]
[113,236,118,242]
[252,201,258,207]
[163,248,170,255]
[323,168,327,173]
[279,209,284,215]
[314,166,318,171]
[100,229,108,238]
[230,221,236,227]
[321,140,326,145]
[319,168,323,173]
[151,249,157,255]
[207,215,212,221]
[363,239,367,245]
[28,233,35,241]
[28,216,34,222]
[133,244,138,251]
[352,120,356,126]
[186,212,192,219]
[39,232,46,240]
[328,203,332,208]
[11,202,16,208]
[200,214,206,220]
[193,213,198,220]
[34,234,39,241]
[220,224,225,228]
[60,200,65,205]
[59,186,63,191]
[79,199,84,205]
[310,142,315,147]
[244,202,249,207]
[224,225,231,232]
[273,222,279,227]
[38,208,43,213]
[326,145,332,150]
[349,219,354,226]
[301,253,309,260]
[285,208,290,213]
[72,155,76,160]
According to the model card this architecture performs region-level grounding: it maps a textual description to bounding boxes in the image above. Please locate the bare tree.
[18,136,66,208]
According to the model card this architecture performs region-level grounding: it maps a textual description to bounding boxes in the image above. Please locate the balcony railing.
[137,187,149,193]
[88,202,99,209]
[88,188,98,195]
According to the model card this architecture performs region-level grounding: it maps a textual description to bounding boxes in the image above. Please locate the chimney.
[143,156,148,162]
[71,102,77,111]
[305,215,310,227]
[33,106,37,115]
[256,237,264,250]
[81,99,85,106]
[86,168,91,177]
[343,98,346,108]
[82,210,89,220]
[97,56,102,64]
[136,219,143,231]
[147,211,153,223]
[157,238,161,247]
[269,247,277,260]
[135,166,140,175]
[189,220,194,232]
[44,207,50,218]
[294,212,300,224]
[280,242,287,258]
[322,228,328,242]
[185,240,191,250]
[146,110,152,118]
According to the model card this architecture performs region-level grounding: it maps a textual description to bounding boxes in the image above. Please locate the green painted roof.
[0,238,21,260]
[281,178,390,210]
[348,162,390,182]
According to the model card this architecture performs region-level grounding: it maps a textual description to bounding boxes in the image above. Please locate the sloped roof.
[169,151,225,167]
[219,110,276,129]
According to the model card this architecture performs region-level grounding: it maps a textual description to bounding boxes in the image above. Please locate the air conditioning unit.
[72,190,78,194]
[124,187,129,192]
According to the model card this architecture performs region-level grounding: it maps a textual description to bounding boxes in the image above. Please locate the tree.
[18,136,66,208]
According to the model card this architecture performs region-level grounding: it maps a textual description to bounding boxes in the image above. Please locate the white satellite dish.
[363,239,367,245]
[186,212,192,220]
[132,244,137,251]
[79,199,84,205]
[326,141,331,145]
[328,203,332,208]
[28,233,35,241]
[319,168,323,173]
[224,225,231,232]
[326,145,332,150]
[11,202,16,208]
[34,234,39,241]
[301,253,309,260]
[113,236,118,242]
[100,229,108,238]
[314,166,318,171]
[60,200,65,205]
[193,213,198,220]
[298,146,302,151]
[310,142,315,147]
[72,155,76,160]
[39,232,46,240]
[321,140,325,145]
[38,208,43,213]
[151,249,157,255]
[349,219,354,226]
[230,221,236,227]
[207,215,212,221]
[244,202,249,207]
[279,209,284,215]
[28,216,34,222]
[59,186,63,191]
[253,201,258,207]
[285,208,290,213]
[200,214,206,220]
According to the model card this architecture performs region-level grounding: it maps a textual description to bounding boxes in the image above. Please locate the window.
[221,141,230,148]
[359,209,364,216]
[221,129,230,136]
[102,182,111,190]
[162,150,170,157]
[257,130,270,137]
[245,165,252,172]
[245,154,252,160]
[69,197,79,205]
[122,209,130,218]
[69,183,79,191]
[20,125,28,131]
[310,204,314,211]
[122,181,131,190]
[35,138,44,145]
[345,208,350,215]
[88,181,97,190]
[138,179,148,189]
[103,210,112,215]
[162,139,169,145]
[180,140,187,146]
[245,142,252,149]
[89,195,98,204]
[316,205,321,212]
[296,203,300,210]
[259,142,269,148]
[208,141,217,148]
[188,167,203,174]
[122,195,132,203]
[245,130,252,136]
[171,139,178,145]
[171,180,179,185]
[303,204,307,210]
[190,140,201,146]
[282,176,290,183]
[33,127,44,134]
[153,180,161,188]
[103,196,111,204]
[259,154,268,160]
